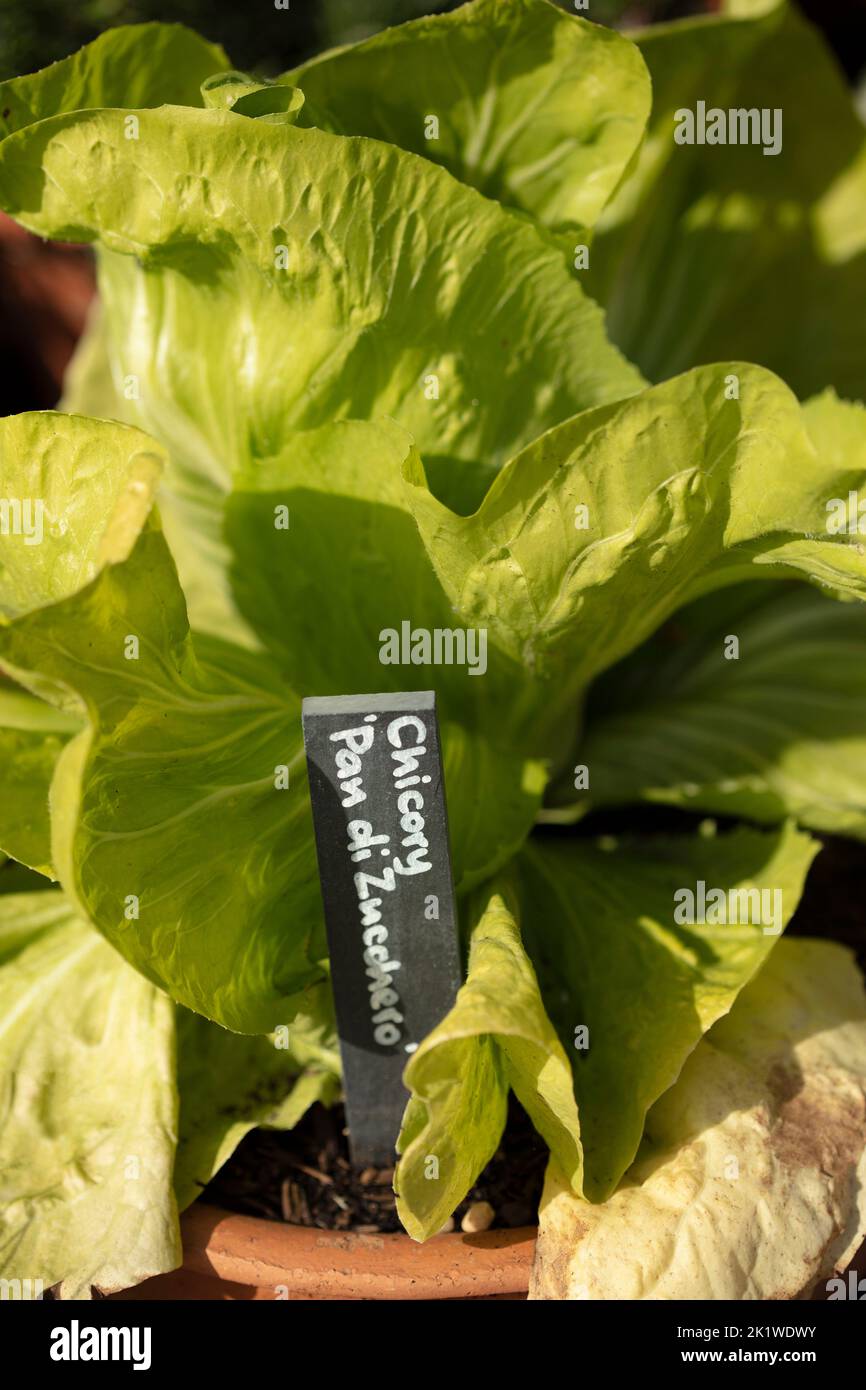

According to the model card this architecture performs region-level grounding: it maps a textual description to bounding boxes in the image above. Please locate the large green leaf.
[9,15,643,650]
[225,418,549,889]
[0,885,343,1296]
[0,412,324,1031]
[0,410,545,1027]
[0,96,643,527]
[588,2,866,399]
[22,598,324,1034]
[532,938,866,1300]
[0,412,164,628]
[404,365,866,739]
[0,23,229,138]
[575,582,866,839]
[60,299,259,651]
[288,0,651,234]
[803,385,866,480]
[0,683,80,876]
[0,410,166,719]
[394,821,815,1238]
[0,891,180,1299]
[395,882,581,1241]
[61,302,120,419]
[562,388,866,829]
[516,822,816,1202]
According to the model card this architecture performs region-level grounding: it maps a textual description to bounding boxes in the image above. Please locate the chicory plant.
[1,0,866,1298]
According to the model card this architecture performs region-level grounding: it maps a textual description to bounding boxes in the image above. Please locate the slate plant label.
[302,691,462,1166]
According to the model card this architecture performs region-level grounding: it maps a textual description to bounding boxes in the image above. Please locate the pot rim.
[176,1202,537,1300]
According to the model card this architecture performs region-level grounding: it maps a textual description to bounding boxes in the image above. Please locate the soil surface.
[203,1094,547,1235]
[203,830,866,1235]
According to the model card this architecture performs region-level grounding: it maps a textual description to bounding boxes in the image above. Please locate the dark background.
[2,0,866,83]
[0,0,698,78]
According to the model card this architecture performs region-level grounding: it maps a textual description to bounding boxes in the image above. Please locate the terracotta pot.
[112,1204,536,1301]
[111,1202,866,1301]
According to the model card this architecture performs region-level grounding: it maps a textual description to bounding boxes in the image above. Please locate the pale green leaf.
[0,683,81,876]
[225,418,550,888]
[0,98,643,528]
[200,71,306,124]
[0,891,180,1299]
[288,0,651,233]
[395,821,814,1238]
[0,23,229,138]
[395,882,580,1242]
[576,581,866,839]
[0,412,325,1032]
[0,412,164,626]
[515,822,817,1200]
[404,365,866,731]
[589,3,866,399]
[532,938,866,1299]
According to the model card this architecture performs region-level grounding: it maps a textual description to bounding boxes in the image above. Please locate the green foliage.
[1,2,865,1294]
